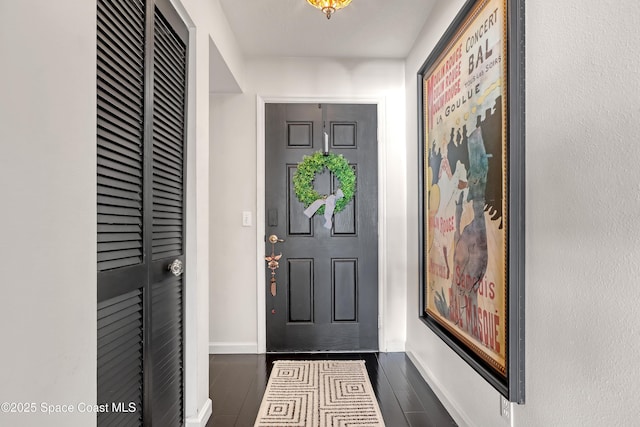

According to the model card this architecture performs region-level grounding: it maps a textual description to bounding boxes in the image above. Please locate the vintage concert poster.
[424,0,508,376]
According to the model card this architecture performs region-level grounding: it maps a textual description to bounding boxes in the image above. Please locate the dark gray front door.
[265,103,378,352]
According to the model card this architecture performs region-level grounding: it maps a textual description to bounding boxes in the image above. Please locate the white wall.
[209,57,408,353]
[175,0,247,423]
[0,2,97,426]
[209,92,259,352]
[405,1,640,426]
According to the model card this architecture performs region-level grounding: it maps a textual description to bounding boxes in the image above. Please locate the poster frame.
[417,0,525,403]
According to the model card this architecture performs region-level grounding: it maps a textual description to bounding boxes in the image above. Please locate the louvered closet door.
[97,0,188,426]
[147,5,188,426]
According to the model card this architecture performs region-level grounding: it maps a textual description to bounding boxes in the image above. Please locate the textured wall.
[405,0,640,426]
[0,2,97,426]
[519,0,640,425]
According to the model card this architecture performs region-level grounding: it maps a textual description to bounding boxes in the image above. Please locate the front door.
[265,103,378,352]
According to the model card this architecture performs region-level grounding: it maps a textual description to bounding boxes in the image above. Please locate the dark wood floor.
[207,352,457,427]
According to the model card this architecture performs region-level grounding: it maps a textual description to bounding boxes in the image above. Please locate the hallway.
[4,1,640,426]
[207,353,456,427]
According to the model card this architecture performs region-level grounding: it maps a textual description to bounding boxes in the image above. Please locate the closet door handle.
[168,259,184,277]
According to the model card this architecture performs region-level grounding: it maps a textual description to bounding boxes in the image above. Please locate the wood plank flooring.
[207,352,457,427]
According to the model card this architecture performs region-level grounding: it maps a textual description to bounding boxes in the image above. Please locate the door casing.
[256,95,389,353]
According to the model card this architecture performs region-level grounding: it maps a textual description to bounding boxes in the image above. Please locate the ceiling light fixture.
[306,0,352,19]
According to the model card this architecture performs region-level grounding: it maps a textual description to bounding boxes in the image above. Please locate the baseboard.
[209,341,258,354]
[185,398,212,427]
[405,349,474,427]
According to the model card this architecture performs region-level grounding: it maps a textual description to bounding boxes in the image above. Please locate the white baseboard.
[185,398,212,427]
[405,349,473,427]
[209,341,258,354]
[210,341,404,354]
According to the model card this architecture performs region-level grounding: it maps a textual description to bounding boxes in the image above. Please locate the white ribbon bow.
[303,189,344,229]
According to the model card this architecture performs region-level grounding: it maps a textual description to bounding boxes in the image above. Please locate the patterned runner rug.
[254,360,385,426]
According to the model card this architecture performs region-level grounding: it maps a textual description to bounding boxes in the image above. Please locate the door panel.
[332,168,357,235]
[265,103,378,352]
[97,0,146,424]
[287,165,313,235]
[97,288,144,427]
[287,258,314,322]
[148,7,187,425]
[96,0,145,276]
[332,259,357,322]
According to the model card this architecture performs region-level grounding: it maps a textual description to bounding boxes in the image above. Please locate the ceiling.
[218,0,437,59]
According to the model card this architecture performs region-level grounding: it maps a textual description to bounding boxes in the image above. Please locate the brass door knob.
[268,234,284,244]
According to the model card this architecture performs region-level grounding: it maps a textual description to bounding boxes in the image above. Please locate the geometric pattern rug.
[254,360,385,426]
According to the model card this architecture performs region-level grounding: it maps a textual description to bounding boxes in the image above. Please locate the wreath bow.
[303,189,344,229]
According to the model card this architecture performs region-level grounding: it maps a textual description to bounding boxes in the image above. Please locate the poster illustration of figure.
[424,0,507,376]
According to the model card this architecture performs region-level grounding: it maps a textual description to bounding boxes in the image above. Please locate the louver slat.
[153,182,182,198]
[97,146,141,169]
[151,9,186,262]
[97,288,143,427]
[153,175,182,192]
[153,121,183,152]
[99,195,141,209]
[97,133,142,161]
[98,91,142,125]
[153,167,181,184]
[103,0,144,41]
[97,0,145,272]
[152,148,182,175]
[98,102,143,140]
[154,45,185,85]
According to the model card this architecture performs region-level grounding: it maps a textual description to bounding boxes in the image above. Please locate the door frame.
[256,95,388,353]
[169,2,212,424]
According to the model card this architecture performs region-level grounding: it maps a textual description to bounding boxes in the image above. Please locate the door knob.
[168,259,184,277]
[268,234,284,244]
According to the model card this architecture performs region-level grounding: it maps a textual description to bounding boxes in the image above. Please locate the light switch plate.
[242,211,252,227]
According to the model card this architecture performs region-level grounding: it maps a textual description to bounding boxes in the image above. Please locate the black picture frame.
[417,0,525,402]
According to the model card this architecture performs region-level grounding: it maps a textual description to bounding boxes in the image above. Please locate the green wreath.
[293,151,356,215]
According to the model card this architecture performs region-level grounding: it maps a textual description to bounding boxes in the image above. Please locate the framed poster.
[418,0,525,402]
